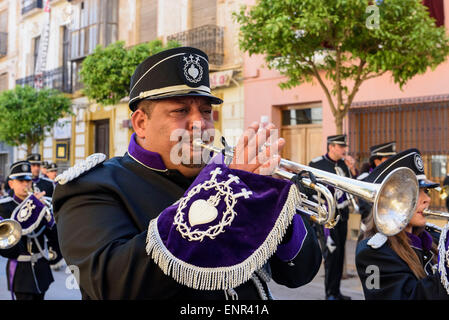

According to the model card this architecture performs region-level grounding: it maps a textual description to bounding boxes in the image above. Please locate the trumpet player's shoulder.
[0,196,13,204]
[54,153,109,186]
[310,155,324,164]
[357,233,389,253]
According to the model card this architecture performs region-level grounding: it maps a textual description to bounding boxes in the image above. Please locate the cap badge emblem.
[22,164,28,171]
[183,54,203,83]
[414,154,424,172]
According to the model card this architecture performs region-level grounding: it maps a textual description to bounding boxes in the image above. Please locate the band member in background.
[26,154,54,198]
[357,142,397,241]
[308,134,356,300]
[356,149,449,300]
[357,142,397,180]
[46,163,58,182]
[52,47,322,300]
[41,161,49,178]
[0,161,58,300]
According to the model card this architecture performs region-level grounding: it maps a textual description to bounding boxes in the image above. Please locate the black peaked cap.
[363,148,438,188]
[129,46,223,111]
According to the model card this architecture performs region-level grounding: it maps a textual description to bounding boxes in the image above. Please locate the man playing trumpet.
[53,47,322,300]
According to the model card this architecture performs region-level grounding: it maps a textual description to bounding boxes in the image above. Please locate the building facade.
[8,0,245,175]
[242,1,449,236]
[0,0,19,179]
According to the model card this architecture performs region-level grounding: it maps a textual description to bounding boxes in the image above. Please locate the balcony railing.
[0,32,7,57]
[167,25,224,66]
[22,0,43,16]
[16,67,72,93]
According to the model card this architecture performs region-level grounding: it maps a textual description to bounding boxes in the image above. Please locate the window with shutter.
[139,0,158,43]
[0,73,8,92]
[70,0,118,60]
[191,0,216,29]
[0,10,7,57]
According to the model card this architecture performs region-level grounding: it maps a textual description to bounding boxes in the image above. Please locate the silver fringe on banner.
[145,184,301,291]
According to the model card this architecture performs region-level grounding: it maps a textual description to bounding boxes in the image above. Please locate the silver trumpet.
[423,208,449,219]
[193,139,419,235]
[0,218,22,249]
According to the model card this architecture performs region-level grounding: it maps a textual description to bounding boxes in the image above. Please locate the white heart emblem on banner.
[188,199,218,227]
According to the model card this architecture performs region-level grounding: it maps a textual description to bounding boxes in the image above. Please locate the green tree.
[80,39,180,106]
[0,85,72,154]
[235,0,449,133]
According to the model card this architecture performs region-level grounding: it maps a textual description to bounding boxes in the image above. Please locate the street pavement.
[0,239,364,300]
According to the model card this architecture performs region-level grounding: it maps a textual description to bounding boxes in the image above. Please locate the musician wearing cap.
[46,163,58,181]
[308,134,356,300]
[26,153,55,198]
[52,47,322,300]
[41,161,49,178]
[0,161,59,300]
[357,142,397,240]
[356,149,449,300]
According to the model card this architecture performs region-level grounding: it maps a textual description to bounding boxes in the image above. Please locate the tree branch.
[309,60,337,116]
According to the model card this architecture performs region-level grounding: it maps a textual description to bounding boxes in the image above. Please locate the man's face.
[133,96,215,177]
[328,143,347,160]
[8,179,32,199]
[47,171,57,180]
[30,164,41,177]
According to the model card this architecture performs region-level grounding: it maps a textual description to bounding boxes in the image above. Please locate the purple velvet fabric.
[128,132,166,170]
[156,157,300,268]
[11,194,45,231]
[275,214,307,261]
[8,259,17,299]
[407,230,433,251]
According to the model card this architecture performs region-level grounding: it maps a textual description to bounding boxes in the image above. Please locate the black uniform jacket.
[356,227,449,300]
[33,177,55,198]
[0,196,55,294]
[53,153,322,300]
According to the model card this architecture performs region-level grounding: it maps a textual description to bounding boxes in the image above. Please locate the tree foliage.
[235,0,449,133]
[80,39,180,106]
[0,85,72,154]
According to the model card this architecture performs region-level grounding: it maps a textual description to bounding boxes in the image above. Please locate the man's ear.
[7,179,14,189]
[131,109,148,139]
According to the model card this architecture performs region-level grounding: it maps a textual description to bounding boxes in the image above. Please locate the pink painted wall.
[242,2,449,152]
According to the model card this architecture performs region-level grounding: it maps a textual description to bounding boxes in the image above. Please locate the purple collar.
[407,230,433,251]
[32,176,40,183]
[13,194,23,205]
[128,133,167,171]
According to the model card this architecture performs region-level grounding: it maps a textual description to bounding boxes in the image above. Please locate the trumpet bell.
[0,219,22,249]
[373,168,419,236]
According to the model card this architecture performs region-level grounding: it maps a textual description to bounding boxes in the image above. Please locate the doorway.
[94,119,110,159]
[280,103,323,164]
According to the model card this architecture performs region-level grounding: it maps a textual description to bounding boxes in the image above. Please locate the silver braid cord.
[55,153,106,185]
[251,274,268,300]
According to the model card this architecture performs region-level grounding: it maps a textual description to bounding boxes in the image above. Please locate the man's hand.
[34,191,46,203]
[344,155,357,176]
[229,122,285,175]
